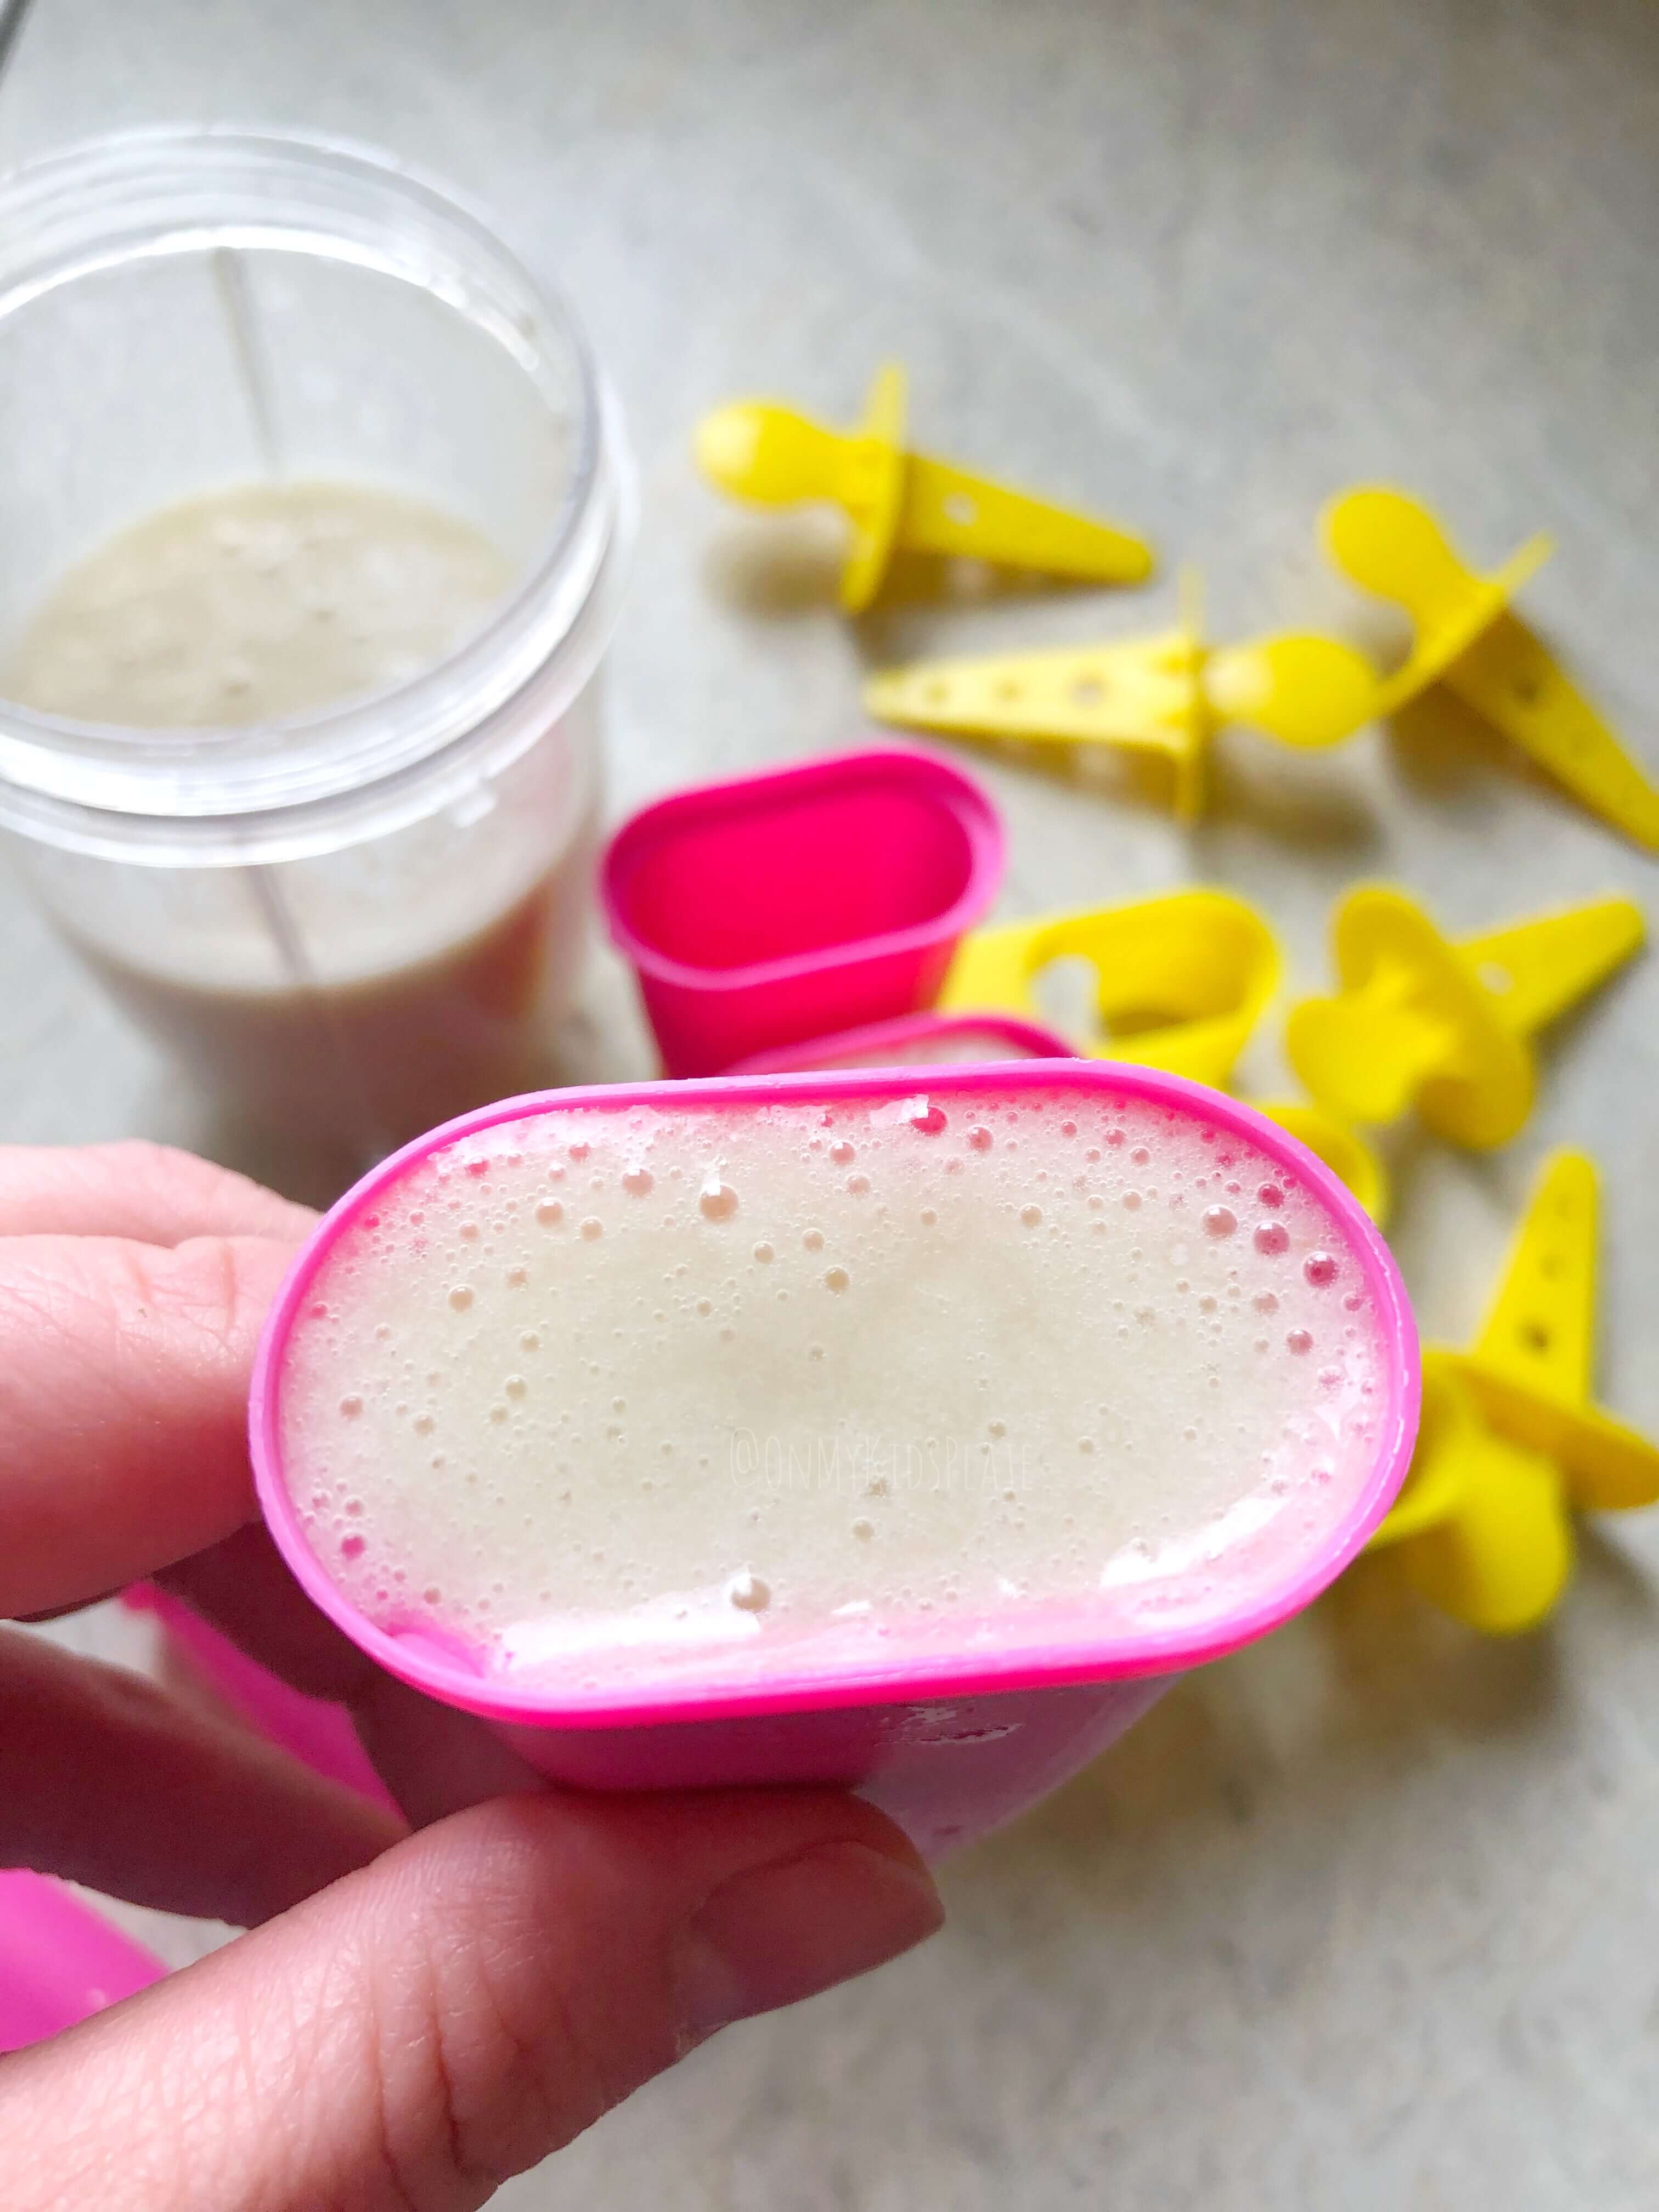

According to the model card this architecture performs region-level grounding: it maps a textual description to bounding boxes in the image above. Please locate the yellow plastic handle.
[1284,977,1449,1126]
[1203,634,1380,749]
[941,891,1279,1091]
[1321,482,1553,717]
[695,402,849,506]
[1322,486,1471,621]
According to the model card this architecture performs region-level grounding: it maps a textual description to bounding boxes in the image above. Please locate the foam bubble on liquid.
[277,1086,1393,1690]
[699,1174,738,1222]
[727,1571,771,1612]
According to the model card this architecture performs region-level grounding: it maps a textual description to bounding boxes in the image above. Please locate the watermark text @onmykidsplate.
[727,1427,1037,1496]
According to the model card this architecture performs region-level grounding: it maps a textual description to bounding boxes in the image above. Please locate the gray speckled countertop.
[7,2,1659,2203]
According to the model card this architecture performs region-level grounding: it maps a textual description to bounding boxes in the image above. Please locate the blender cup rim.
[249,1059,1423,1732]
[0,129,631,854]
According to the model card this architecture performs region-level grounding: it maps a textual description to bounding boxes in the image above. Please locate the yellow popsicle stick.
[865,625,1201,754]
[895,452,1153,580]
[1202,633,1380,751]
[1470,1149,1595,1406]
[696,362,1154,613]
[1286,886,1644,1148]
[1365,1153,1659,1632]
[865,594,1378,821]
[1251,1100,1390,1224]
[1368,1356,1573,1635]
[1458,1152,1659,1514]
[1448,612,1659,853]
[939,891,1278,1091]
[1458,1374,1659,1517]
[838,360,908,613]
[865,620,1209,815]
[1324,485,1659,852]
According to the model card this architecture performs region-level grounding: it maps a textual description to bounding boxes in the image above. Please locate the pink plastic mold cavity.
[250,1063,1419,1858]
[601,747,1005,1076]
[0,1871,166,2052]
[733,1009,1073,1075]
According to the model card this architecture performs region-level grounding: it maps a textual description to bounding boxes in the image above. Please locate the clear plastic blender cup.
[0,132,633,1166]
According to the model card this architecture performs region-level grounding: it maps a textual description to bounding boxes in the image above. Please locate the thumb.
[0,1787,942,2211]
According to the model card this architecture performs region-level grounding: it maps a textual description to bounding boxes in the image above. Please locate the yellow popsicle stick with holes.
[1324,486,1659,851]
[1366,1153,1659,1632]
[1286,886,1644,1148]
[865,580,1379,820]
[696,362,1154,613]
[1459,1153,1659,1513]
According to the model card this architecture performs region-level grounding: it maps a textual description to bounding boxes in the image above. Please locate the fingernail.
[679,1838,944,2037]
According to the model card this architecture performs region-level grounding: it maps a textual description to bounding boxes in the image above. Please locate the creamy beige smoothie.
[5,481,513,726]
[3,482,597,1148]
[276,1081,1392,1690]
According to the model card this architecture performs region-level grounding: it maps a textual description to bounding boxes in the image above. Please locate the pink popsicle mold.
[600,746,1006,1077]
[732,1009,1072,1074]
[249,1062,1419,1857]
[0,1871,166,2052]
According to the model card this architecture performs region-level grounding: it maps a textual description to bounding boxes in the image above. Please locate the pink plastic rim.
[250,1063,1420,1731]
[731,1011,1074,1075]
[599,746,1005,993]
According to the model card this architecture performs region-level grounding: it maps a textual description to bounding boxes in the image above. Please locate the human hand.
[0,1142,943,2210]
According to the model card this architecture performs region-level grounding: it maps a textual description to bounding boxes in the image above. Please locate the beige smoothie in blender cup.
[0,134,631,1166]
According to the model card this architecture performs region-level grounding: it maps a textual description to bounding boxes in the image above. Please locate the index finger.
[0,1142,315,1245]
[0,1231,294,1616]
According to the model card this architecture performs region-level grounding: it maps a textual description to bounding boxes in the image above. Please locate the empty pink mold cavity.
[601,747,1005,1075]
